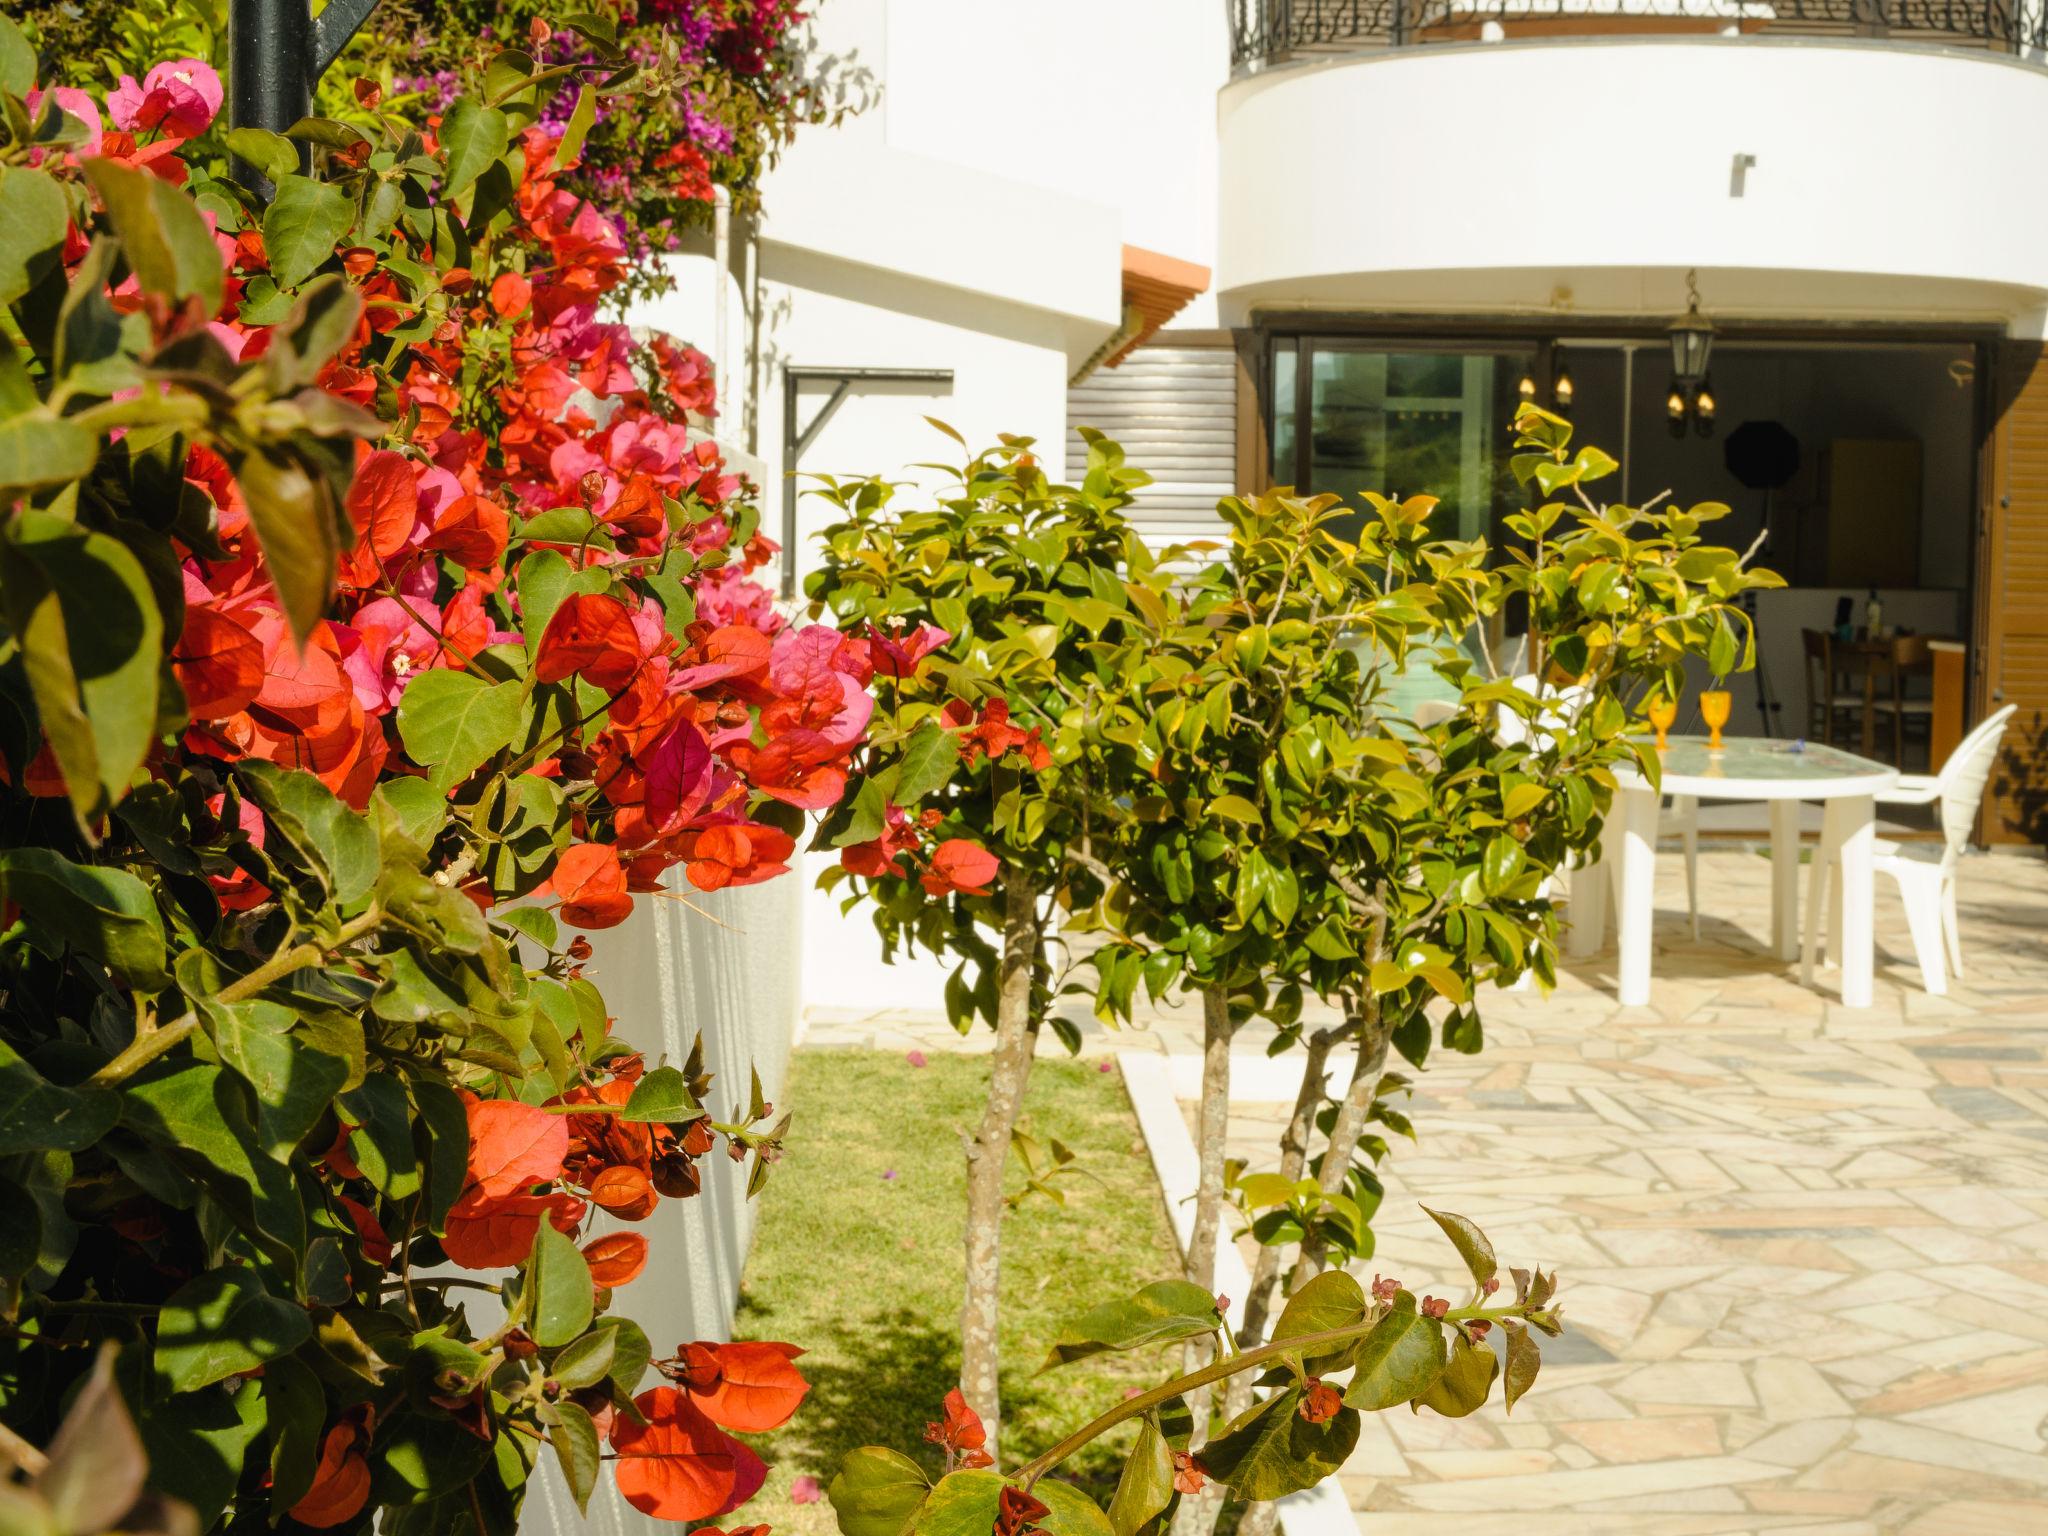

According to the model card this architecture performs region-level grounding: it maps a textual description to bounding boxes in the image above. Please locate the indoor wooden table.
[1570,736,1899,1008]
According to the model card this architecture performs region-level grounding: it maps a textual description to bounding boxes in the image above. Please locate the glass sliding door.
[1270,340,1537,543]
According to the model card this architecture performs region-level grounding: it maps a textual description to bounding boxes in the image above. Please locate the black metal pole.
[229,0,313,195]
[228,0,382,199]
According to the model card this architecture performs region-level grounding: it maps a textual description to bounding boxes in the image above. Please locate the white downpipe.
[711,184,732,410]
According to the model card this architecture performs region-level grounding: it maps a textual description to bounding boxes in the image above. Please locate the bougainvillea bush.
[16,0,855,272]
[0,15,860,1533]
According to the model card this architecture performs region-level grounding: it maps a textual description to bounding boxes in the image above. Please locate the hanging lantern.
[1668,268,1715,386]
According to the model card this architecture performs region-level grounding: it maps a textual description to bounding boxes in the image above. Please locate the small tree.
[1087,406,1780,1533]
[803,430,1171,1455]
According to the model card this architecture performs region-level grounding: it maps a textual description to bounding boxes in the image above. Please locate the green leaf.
[122,1062,306,1261]
[236,761,380,905]
[1106,1413,1174,1536]
[200,997,349,1163]
[549,1399,601,1512]
[1707,611,1739,680]
[136,1375,266,1527]
[264,1354,326,1511]
[548,1327,617,1391]
[83,158,224,314]
[375,775,448,850]
[1503,1322,1541,1413]
[828,1446,932,1536]
[414,1077,470,1232]
[1480,833,1525,897]
[555,86,597,169]
[0,1039,116,1156]
[0,407,98,493]
[0,166,70,306]
[1269,1270,1367,1375]
[529,1219,593,1347]
[892,722,959,806]
[439,98,511,196]
[263,174,353,289]
[231,443,340,648]
[1207,793,1262,825]
[341,1075,421,1200]
[1416,1331,1499,1418]
[396,670,527,791]
[1043,1280,1221,1368]
[0,15,35,96]
[1036,1480,1115,1536]
[1341,1300,1447,1411]
[620,1065,702,1123]
[226,127,300,186]
[156,1267,313,1391]
[1198,1386,1358,1502]
[0,847,167,988]
[1422,1206,1498,1287]
[0,515,165,827]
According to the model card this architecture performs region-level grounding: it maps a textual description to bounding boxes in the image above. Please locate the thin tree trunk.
[1234,1025,1338,1354]
[1171,983,1234,1536]
[1230,1014,1393,1536]
[959,871,1040,1462]
[1283,1008,1392,1294]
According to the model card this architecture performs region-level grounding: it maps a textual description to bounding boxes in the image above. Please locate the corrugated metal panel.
[1985,342,2048,842]
[1068,344,1237,544]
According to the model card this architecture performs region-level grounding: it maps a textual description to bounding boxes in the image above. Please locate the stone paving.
[802,843,2048,1534]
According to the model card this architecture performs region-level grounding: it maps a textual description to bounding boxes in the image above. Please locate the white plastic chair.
[1802,704,2015,995]
[1500,675,1699,940]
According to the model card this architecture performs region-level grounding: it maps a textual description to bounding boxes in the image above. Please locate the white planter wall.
[518,868,803,1536]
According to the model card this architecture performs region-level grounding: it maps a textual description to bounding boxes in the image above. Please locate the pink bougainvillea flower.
[108,58,223,138]
[27,87,103,157]
[789,1476,823,1506]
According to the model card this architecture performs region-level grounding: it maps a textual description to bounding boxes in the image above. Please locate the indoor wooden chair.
[1801,629,1866,746]
[1871,633,1936,769]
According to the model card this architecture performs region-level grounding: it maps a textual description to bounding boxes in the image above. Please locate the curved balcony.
[1215,34,2048,326]
[1230,0,2048,69]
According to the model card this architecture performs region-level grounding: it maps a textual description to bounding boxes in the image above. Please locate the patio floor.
[804,843,2048,1533]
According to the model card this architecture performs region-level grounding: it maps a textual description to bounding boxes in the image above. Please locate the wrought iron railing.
[1229,0,2048,67]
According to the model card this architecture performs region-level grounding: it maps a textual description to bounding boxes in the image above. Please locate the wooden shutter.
[1068,338,1236,545]
[1979,341,2048,843]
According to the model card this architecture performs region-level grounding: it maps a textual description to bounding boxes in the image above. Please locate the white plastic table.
[1569,736,1899,1008]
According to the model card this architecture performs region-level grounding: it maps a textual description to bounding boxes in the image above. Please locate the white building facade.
[630,0,2048,1032]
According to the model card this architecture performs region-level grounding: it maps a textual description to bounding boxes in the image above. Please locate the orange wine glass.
[1699,688,1732,752]
[1646,692,1677,751]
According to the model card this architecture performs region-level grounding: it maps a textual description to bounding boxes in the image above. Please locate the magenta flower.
[108,58,223,138]
[790,1475,823,1505]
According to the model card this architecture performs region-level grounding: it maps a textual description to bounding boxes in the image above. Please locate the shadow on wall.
[1989,707,2048,844]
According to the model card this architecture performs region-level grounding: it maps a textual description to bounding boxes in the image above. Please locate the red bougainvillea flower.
[535,593,645,689]
[1171,1452,1207,1496]
[610,1388,768,1521]
[921,840,999,898]
[544,842,634,929]
[951,697,1051,771]
[922,1387,993,1470]
[172,605,263,718]
[583,1231,650,1288]
[840,802,921,879]
[288,1414,373,1529]
[1299,1378,1343,1424]
[865,621,950,678]
[994,1484,1049,1536]
[440,1096,581,1269]
[684,821,795,893]
[666,1341,809,1433]
[203,793,271,913]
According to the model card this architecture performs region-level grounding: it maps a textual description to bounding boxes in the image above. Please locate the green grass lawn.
[732,1048,1184,1535]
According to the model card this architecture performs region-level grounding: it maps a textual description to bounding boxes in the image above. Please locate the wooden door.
[1977,341,2048,843]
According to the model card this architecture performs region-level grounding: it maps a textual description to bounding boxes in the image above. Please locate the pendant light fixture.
[1668,268,1714,388]
[1551,343,1574,413]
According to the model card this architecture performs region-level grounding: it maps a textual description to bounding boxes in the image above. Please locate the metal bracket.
[313,0,384,77]
[779,367,954,597]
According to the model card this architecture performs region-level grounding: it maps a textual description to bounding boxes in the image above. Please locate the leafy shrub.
[0,14,860,1533]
